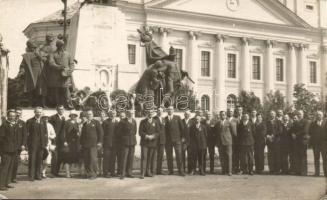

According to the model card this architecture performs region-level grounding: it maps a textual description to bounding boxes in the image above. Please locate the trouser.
[141,146,156,176]
[254,143,265,172]
[48,87,72,108]
[102,147,112,176]
[321,144,327,177]
[312,145,326,176]
[121,146,135,177]
[190,148,206,173]
[207,143,216,173]
[156,144,165,174]
[181,143,190,173]
[28,147,44,180]
[82,147,98,178]
[165,142,183,174]
[280,143,291,173]
[28,90,46,107]
[12,150,21,181]
[51,149,62,175]
[232,144,240,173]
[218,145,232,174]
[0,153,15,188]
[294,142,308,176]
[109,145,123,176]
[289,141,296,172]
[267,143,281,173]
[240,145,254,173]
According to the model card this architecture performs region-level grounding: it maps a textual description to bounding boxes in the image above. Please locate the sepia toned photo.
[0,0,327,199]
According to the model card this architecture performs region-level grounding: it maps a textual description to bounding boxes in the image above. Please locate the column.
[297,44,308,86]
[287,43,297,103]
[159,27,169,53]
[321,46,327,99]
[241,37,250,91]
[188,31,198,94]
[0,41,9,125]
[265,40,274,93]
[215,34,226,111]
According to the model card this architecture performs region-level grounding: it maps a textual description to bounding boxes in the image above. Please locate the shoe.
[36,177,42,180]
[127,175,135,178]
[0,187,8,191]
[228,173,232,176]
[199,172,205,176]
[179,172,186,177]
[238,171,244,175]
[249,171,254,175]
[6,185,14,188]
[168,172,174,175]
[189,171,195,175]
[11,179,18,183]
[120,176,125,180]
[145,173,153,177]
[89,176,97,180]
[210,170,215,174]
[139,175,144,179]
[105,174,112,178]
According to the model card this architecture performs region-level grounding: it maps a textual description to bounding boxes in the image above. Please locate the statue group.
[135,27,194,110]
[16,33,75,109]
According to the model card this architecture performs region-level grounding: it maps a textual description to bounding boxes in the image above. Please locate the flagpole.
[62,0,68,44]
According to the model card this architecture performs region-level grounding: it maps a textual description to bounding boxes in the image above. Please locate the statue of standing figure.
[0,34,10,123]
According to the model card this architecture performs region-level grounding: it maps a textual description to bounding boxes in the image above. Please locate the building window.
[306,4,314,10]
[201,51,210,77]
[175,49,183,69]
[310,61,317,84]
[201,95,210,111]
[276,58,284,82]
[252,56,261,80]
[227,53,236,78]
[227,94,237,109]
[128,44,136,64]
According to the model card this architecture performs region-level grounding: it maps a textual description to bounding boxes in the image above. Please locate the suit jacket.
[214,120,235,146]
[26,117,48,149]
[80,119,103,148]
[165,115,184,144]
[266,119,282,144]
[49,114,65,146]
[189,123,207,150]
[102,118,116,148]
[229,117,239,144]
[238,121,255,146]
[309,120,326,146]
[181,118,192,146]
[293,118,310,145]
[0,121,19,153]
[16,119,27,150]
[139,118,159,148]
[154,116,166,145]
[117,118,137,146]
[206,119,218,147]
[253,121,266,145]
[280,121,293,146]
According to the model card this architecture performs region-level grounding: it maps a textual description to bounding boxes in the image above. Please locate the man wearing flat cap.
[17,40,47,107]
[48,40,74,109]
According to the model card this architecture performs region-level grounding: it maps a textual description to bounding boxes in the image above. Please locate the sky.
[0,0,76,78]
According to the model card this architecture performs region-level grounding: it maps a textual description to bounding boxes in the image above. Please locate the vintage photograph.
[0,0,327,199]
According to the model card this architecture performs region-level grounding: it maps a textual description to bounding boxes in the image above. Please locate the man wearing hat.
[117,110,137,179]
[165,106,185,176]
[17,40,47,107]
[0,110,19,190]
[48,39,74,109]
[139,109,159,178]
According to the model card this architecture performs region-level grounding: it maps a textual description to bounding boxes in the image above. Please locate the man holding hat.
[139,109,159,178]
[48,39,74,109]
[17,40,47,107]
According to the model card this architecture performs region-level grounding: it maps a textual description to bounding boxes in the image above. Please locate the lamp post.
[61,0,68,44]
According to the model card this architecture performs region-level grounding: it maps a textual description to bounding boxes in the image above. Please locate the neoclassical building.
[23,0,327,111]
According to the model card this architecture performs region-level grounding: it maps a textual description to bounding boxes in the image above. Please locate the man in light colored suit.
[215,111,235,176]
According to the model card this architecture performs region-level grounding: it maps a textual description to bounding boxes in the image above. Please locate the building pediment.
[145,0,312,29]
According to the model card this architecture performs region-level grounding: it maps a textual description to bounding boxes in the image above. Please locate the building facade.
[23,0,327,111]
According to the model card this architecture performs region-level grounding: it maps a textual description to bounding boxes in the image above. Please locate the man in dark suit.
[153,107,166,175]
[252,113,266,174]
[165,106,185,176]
[80,110,103,179]
[108,110,122,176]
[118,111,137,179]
[215,111,235,176]
[233,106,243,173]
[139,110,159,179]
[238,113,255,175]
[26,107,48,181]
[280,114,293,174]
[181,110,192,173]
[309,110,326,176]
[49,105,66,177]
[102,110,117,177]
[0,110,19,190]
[205,111,218,174]
[292,110,310,176]
[11,107,27,183]
[189,115,207,175]
[266,110,282,174]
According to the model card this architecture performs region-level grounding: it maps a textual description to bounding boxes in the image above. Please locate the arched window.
[201,95,210,111]
[99,70,109,89]
[227,94,237,109]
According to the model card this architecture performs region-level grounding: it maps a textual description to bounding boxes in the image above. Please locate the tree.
[262,90,293,118]
[237,90,262,114]
[293,83,324,118]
